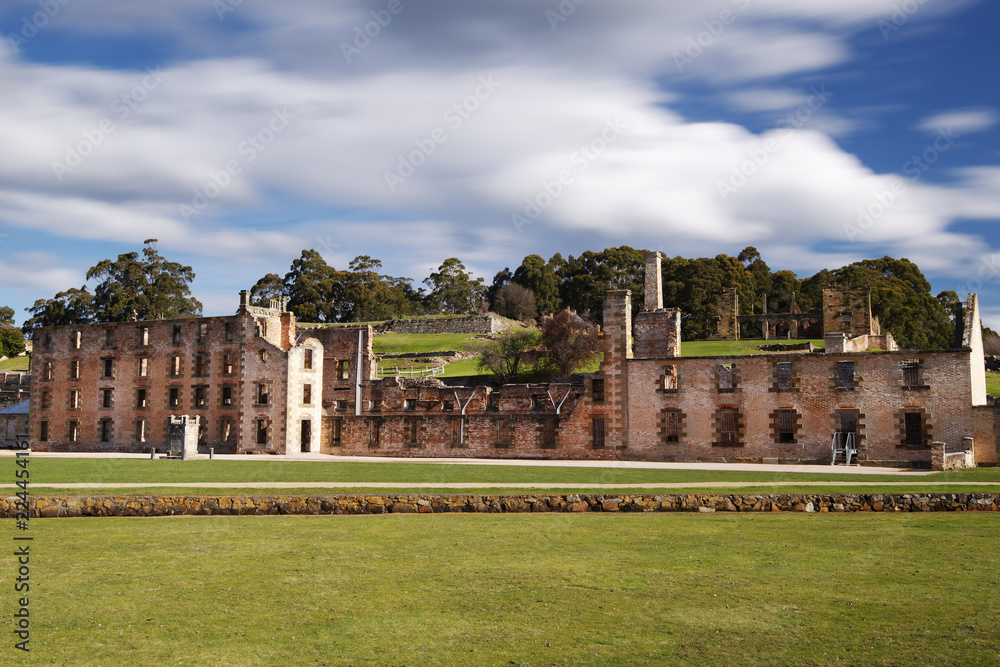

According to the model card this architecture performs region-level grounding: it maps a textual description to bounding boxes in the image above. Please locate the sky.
[1,0,999,328]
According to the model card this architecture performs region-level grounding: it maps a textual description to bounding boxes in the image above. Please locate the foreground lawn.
[9,513,999,666]
[20,458,988,487]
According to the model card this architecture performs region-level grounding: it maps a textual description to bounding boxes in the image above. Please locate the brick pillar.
[601,290,632,450]
[711,289,739,340]
[644,251,663,312]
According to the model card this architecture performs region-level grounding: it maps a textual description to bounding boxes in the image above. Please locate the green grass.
[14,513,1000,666]
[683,339,825,357]
[17,458,1000,487]
[373,332,487,355]
[986,371,1000,396]
[0,356,29,372]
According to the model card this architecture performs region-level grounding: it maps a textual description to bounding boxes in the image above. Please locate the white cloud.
[917,108,998,135]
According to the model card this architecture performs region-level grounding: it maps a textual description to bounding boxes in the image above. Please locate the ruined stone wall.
[710,289,739,340]
[388,314,515,335]
[822,286,874,337]
[11,493,1000,518]
[321,378,614,459]
[623,348,994,466]
[0,414,27,447]
[633,310,681,359]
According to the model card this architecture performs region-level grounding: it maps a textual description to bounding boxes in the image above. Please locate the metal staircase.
[831,431,857,465]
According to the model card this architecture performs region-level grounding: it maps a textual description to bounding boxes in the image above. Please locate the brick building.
[27,255,997,467]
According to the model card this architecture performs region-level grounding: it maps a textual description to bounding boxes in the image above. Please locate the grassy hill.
[0,356,29,372]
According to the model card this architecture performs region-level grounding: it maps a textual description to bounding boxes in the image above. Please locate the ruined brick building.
[27,254,996,467]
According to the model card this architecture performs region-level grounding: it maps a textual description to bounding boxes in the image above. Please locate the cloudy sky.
[1,0,999,328]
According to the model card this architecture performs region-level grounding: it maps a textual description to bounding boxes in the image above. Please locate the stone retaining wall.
[3,493,998,518]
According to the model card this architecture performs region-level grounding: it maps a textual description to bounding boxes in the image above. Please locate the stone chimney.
[644,251,663,312]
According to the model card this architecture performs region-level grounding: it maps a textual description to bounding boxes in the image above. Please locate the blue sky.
[1,0,999,328]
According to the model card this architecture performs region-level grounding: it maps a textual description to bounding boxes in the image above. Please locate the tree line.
[17,240,966,350]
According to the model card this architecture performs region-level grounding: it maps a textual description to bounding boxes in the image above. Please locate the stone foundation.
[6,492,998,517]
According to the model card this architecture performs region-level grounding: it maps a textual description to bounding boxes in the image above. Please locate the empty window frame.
[138,358,150,377]
[102,358,114,378]
[404,418,419,445]
[99,419,112,442]
[136,388,148,409]
[256,419,268,445]
[220,418,234,443]
[70,359,81,380]
[170,356,182,377]
[223,353,235,375]
[662,366,678,391]
[329,419,342,446]
[194,354,207,377]
[194,386,208,408]
[134,419,147,443]
[172,325,182,345]
[338,360,350,380]
[139,326,149,346]
[256,383,269,405]
[221,385,234,407]
[103,328,114,347]
[837,361,855,389]
[168,387,180,409]
[717,364,734,391]
[197,323,208,343]
[100,388,114,409]
[542,417,558,449]
[304,348,313,370]
[592,378,605,403]
[39,420,49,442]
[40,390,51,410]
[69,389,80,410]
[776,362,793,390]
[42,361,54,381]
[71,330,81,349]
[303,383,312,405]
[67,420,78,442]
[592,417,606,449]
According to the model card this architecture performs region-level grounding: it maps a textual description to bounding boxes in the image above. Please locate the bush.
[493,284,537,321]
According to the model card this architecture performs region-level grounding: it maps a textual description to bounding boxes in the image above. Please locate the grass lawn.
[14,513,1000,666]
[0,356,29,372]
[682,339,825,357]
[15,458,947,485]
[373,332,484,356]
[986,371,1000,396]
